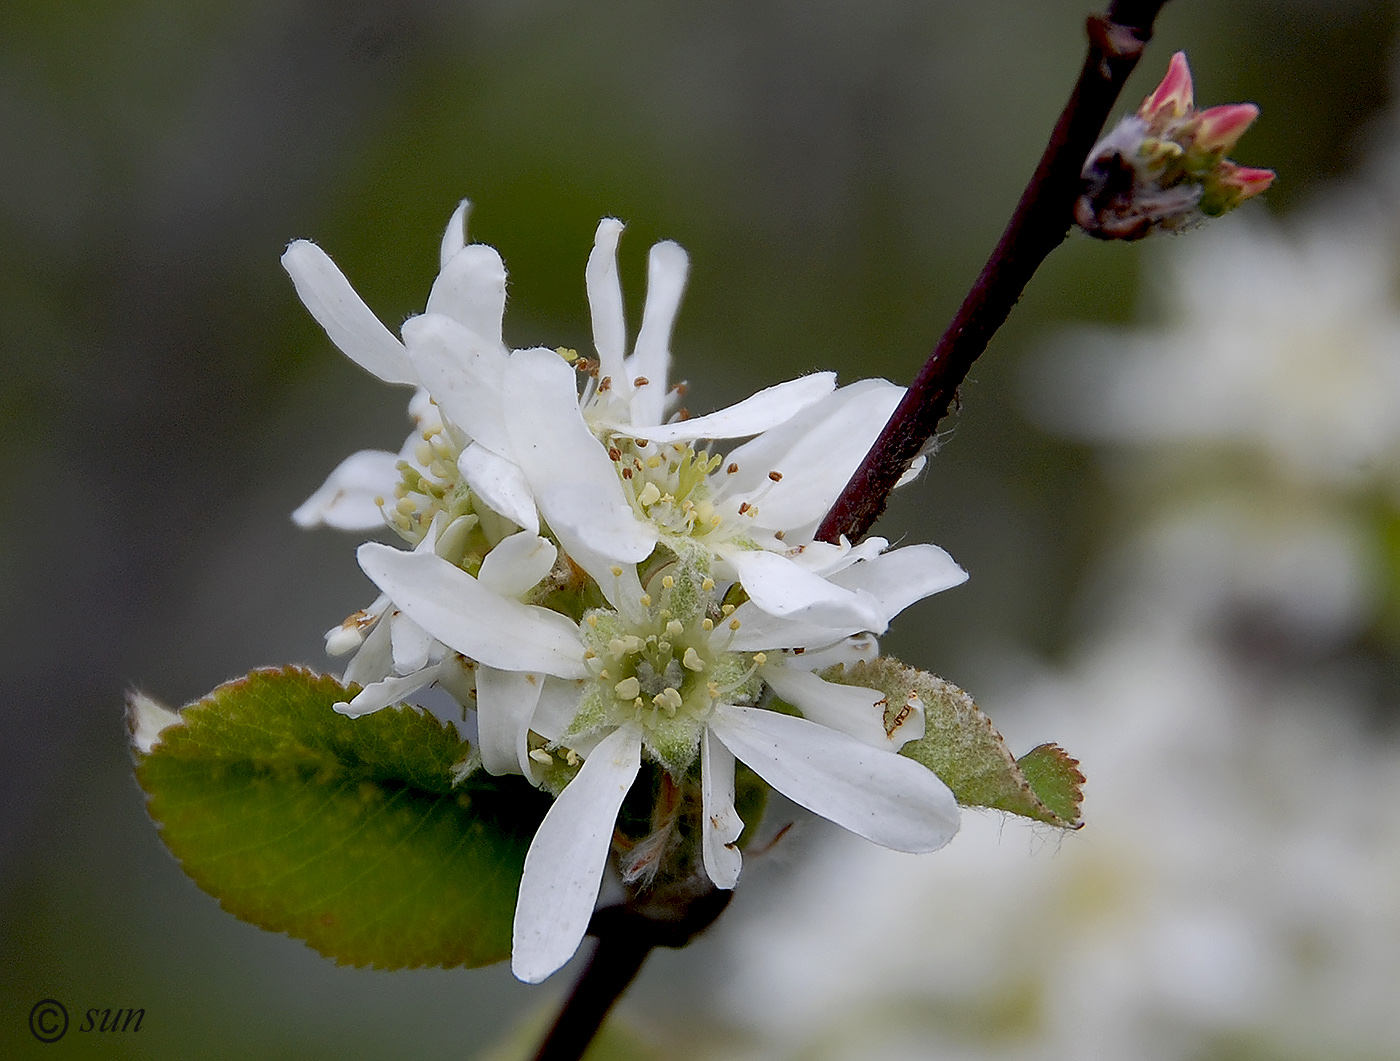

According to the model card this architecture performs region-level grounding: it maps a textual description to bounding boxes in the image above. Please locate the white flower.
[1032,213,1400,486]
[354,535,966,983]
[286,203,917,632]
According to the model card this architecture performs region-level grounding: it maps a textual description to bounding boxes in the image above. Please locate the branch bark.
[816,0,1172,545]
[529,889,731,1061]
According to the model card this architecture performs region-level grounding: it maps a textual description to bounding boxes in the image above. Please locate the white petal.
[434,513,480,562]
[586,218,630,398]
[719,379,904,531]
[831,543,969,622]
[503,347,657,563]
[512,725,643,983]
[127,692,183,754]
[721,602,855,653]
[335,663,445,717]
[390,611,435,675]
[896,453,926,487]
[357,543,586,679]
[438,198,470,271]
[723,548,885,629]
[782,632,879,672]
[530,677,587,743]
[281,241,417,385]
[560,537,649,626]
[426,244,507,350]
[700,728,743,889]
[291,449,398,530]
[477,666,545,777]
[708,704,958,853]
[407,387,441,431]
[343,605,393,687]
[785,535,888,576]
[457,443,538,534]
[626,240,689,427]
[761,664,921,750]
[615,372,837,443]
[401,313,510,453]
[478,532,557,599]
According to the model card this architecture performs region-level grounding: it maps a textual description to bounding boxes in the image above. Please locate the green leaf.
[820,658,1083,828]
[130,667,550,969]
[1016,742,1085,825]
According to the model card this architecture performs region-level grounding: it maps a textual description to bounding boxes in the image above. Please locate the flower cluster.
[286,203,967,983]
[1076,51,1275,240]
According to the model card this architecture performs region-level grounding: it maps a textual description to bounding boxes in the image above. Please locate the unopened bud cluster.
[1076,52,1275,241]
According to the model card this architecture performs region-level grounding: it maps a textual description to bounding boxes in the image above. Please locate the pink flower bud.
[1216,162,1275,200]
[1139,51,1194,122]
[1191,103,1261,157]
[1078,52,1273,239]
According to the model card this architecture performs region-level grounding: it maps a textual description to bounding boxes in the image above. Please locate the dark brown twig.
[529,889,731,1061]
[816,0,1171,545]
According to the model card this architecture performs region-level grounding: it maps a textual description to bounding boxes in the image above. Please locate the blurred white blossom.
[704,182,1400,1060]
[1035,212,1400,488]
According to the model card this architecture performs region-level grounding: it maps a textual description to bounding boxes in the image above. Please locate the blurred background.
[4,0,1400,1057]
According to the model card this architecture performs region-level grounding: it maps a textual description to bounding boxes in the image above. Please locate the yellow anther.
[753,652,767,665]
[565,749,580,766]
[638,482,662,507]
[729,619,741,630]
[666,620,684,637]
[683,647,705,671]
[395,498,416,515]
[615,677,641,700]
[640,594,652,607]
[646,455,662,469]
[702,578,715,591]
[374,496,386,508]
[721,604,736,616]
[415,442,433,464]
[587,615,600,628]
[653,687,683,712]
[661,575,675,589]
[610,566,623,577]
[710,515,723,528]
[528,749,554,765]
[702,618,714,631]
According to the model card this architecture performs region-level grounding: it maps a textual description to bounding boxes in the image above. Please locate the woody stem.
[816,0,1172,545]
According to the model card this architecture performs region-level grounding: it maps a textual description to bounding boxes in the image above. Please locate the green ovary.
[569,573,763,776]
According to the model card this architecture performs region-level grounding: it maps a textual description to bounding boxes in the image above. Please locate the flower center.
[382,411,471,546]
[569,566,763,773]
[607,438,728,541]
